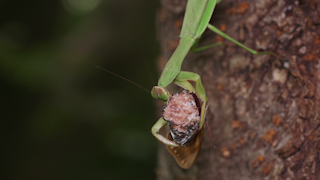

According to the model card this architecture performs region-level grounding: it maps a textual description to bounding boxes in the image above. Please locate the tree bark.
[155,0,320,179]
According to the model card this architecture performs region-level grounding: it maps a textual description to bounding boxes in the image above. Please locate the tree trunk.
[155,0,320,179]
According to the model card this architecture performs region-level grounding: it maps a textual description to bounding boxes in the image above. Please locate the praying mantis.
[150,0,274,168]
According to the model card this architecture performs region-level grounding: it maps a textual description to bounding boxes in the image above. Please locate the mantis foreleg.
[151,118,179,147]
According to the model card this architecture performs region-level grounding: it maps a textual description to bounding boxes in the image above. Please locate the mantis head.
[151,86,170,102]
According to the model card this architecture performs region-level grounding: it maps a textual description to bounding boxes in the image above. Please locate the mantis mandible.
[151,0,273,148]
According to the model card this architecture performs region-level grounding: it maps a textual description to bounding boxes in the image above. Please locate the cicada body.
[162,90,203,168]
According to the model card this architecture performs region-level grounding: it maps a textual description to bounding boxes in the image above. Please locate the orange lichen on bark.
[272,24,282,37]
[276,30,282,37]
[217,83,223,91]
[314,35,320,44]
[262,162,272,175]
[307,17,312,27]
[304,54,314,61]
[272,24,278,29]
[216,24,227,43]
[237,3,250,14]
[219,23,227,32]
[216,36,224,43]
[226,2,249,15]
[251,155,265,168]
[221,147,231,158]
[308,128,318,140]
[272,115,282,126]
[232,120,244,129]
[264,129,277,143]
[257,155,265,162]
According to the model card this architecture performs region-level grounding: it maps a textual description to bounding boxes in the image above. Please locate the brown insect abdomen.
[162,90,201,146]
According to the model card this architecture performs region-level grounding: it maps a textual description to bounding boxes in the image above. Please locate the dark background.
[0,0,159,179]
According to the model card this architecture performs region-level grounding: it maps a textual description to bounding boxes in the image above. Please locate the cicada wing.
[166,129,203,169]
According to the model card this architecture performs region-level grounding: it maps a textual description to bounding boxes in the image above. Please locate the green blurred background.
[0,0,159,179]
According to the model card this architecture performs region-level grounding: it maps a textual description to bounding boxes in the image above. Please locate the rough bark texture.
[155,0,320,179]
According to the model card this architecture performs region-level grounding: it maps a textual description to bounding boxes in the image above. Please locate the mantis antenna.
[89,62,151,94]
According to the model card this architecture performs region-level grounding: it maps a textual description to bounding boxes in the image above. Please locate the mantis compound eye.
[151,86,170,101]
